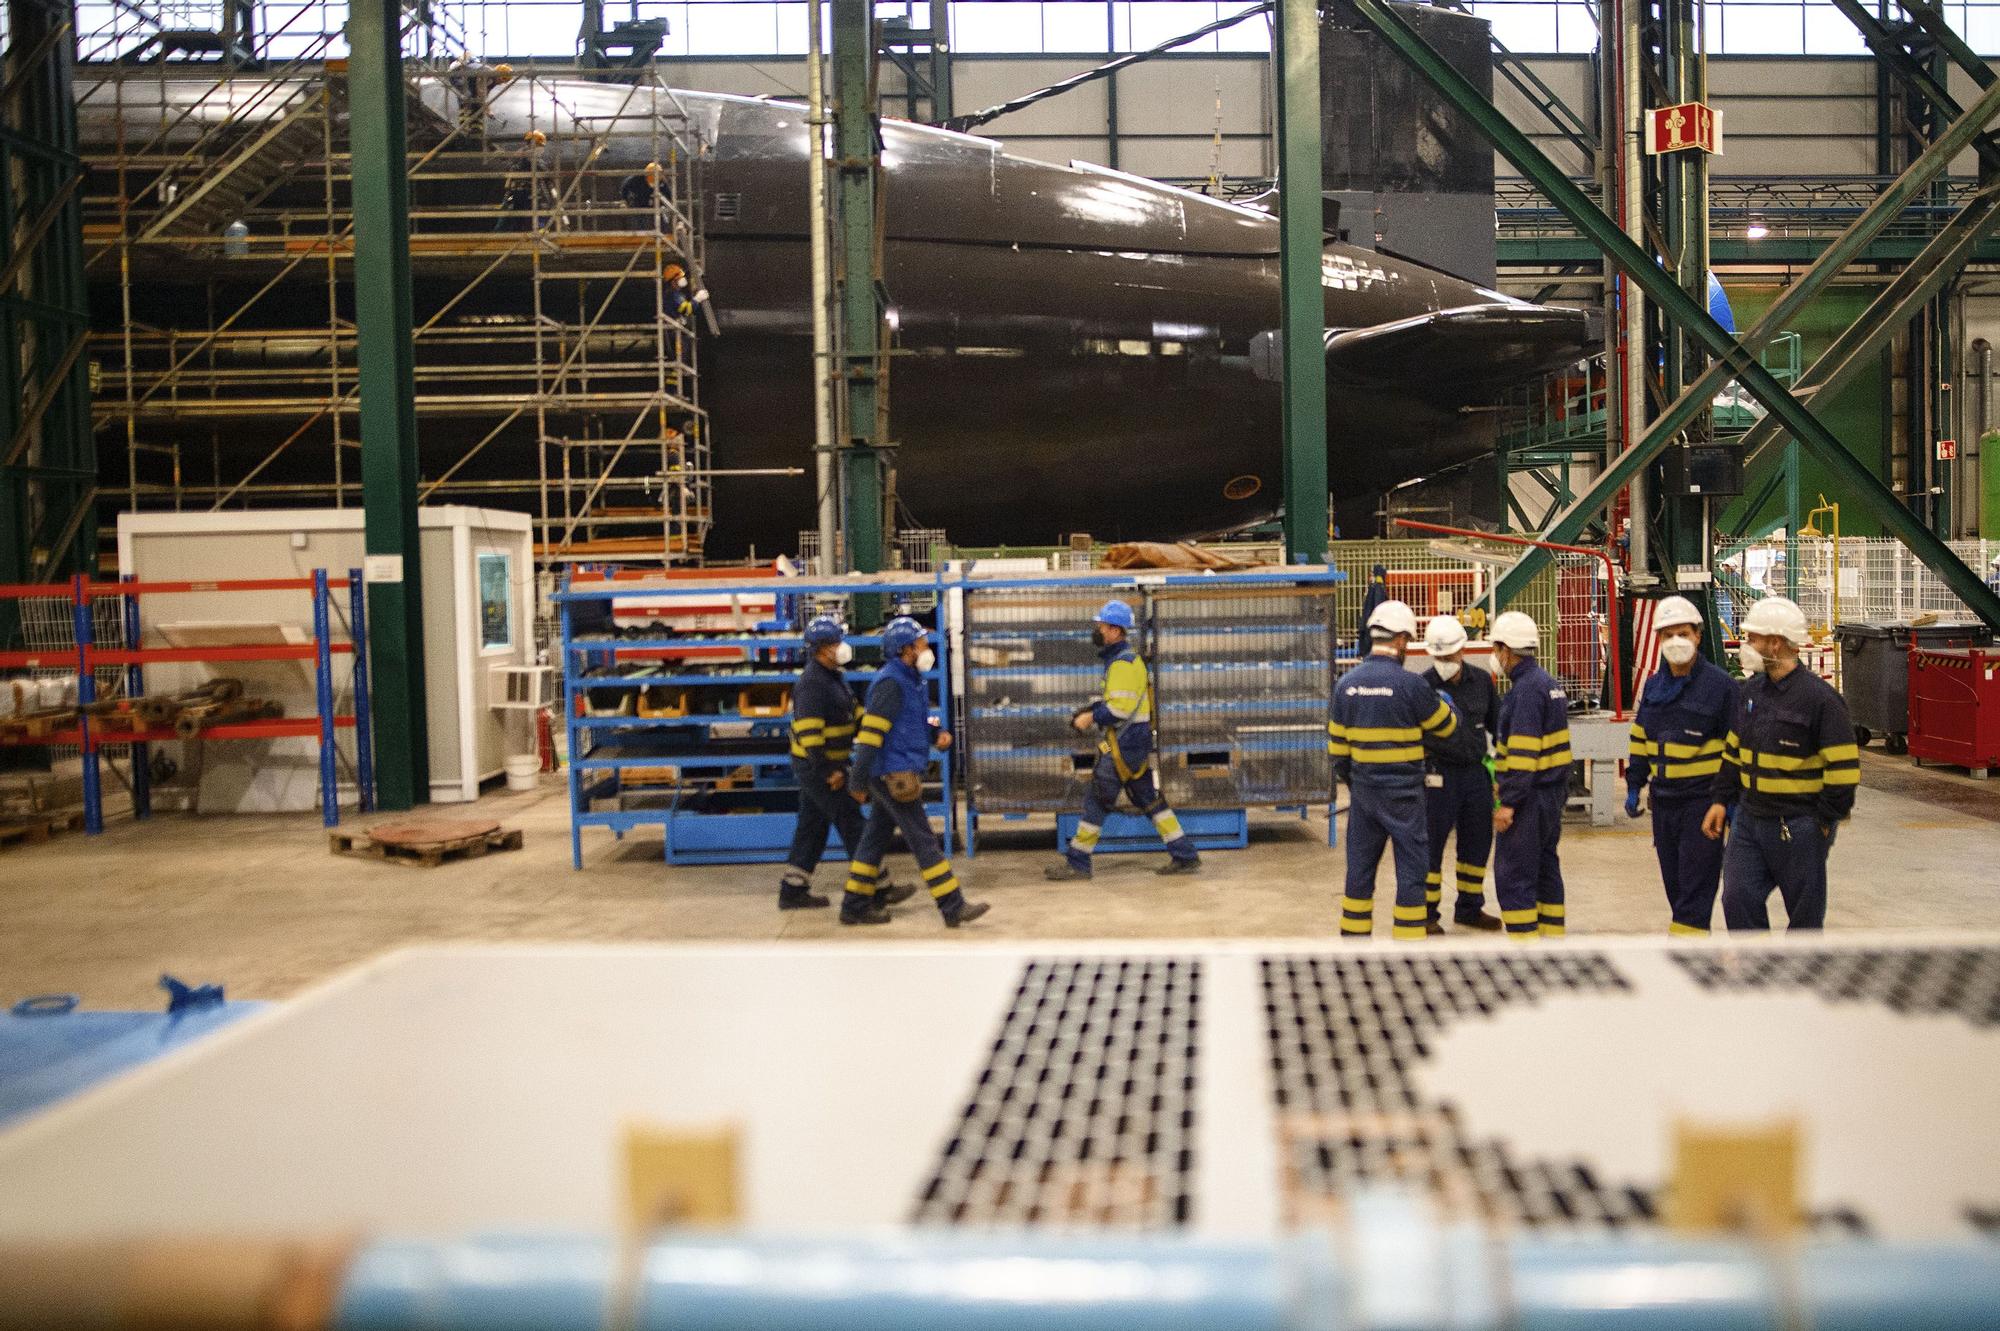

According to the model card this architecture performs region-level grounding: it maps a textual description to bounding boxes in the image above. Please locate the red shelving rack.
[0,571,375,832]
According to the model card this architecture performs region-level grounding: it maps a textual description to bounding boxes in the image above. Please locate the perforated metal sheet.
[1674,947,2000,1027]
[1,938,1996,1244]
[1262,953,1650,1229]
[912,958,1200,1228]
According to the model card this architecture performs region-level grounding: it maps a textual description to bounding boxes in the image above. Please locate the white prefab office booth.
[117,507,535,808]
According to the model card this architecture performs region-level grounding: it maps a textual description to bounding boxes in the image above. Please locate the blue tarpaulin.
[0,977,264,1127]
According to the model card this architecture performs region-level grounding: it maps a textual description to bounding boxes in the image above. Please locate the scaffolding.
[70,0,714,566]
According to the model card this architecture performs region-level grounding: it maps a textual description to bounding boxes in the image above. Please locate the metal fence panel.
[1328,538,1611,713]
[1720,537,2000,633]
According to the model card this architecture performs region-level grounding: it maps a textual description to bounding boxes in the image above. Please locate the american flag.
[1630,596,1662,697]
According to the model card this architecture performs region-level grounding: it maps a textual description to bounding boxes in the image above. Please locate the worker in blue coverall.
[1625,596,1735,935]
[1355,564,1390,657]
[1328,599,1458,940]
[780,617,910,912]
[1045,599,1202,880]
[842,616,991,928]
[1490,610,1570,940]
[1418,614,1502,934]
[1702,595,1859,931]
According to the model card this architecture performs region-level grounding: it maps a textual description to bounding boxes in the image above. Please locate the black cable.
[939,2,1275,135]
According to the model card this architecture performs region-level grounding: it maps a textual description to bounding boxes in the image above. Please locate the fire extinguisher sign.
[1938,438,1959,461]
[1647,103,1724,155]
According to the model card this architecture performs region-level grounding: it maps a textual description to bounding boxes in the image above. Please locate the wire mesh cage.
[3,592,131,764]
[958,587,1106,813]
[958,577,1340,816]
[1149,587,1334,809]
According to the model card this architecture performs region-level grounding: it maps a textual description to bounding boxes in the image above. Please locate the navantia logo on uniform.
[1346,686,1396,697]
[1550,689,1566,698]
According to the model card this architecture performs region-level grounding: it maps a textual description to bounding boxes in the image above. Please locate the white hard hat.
[1366,598,1419,639]
[1490,610,1540,651]
[1652,595,1703,633]
[1424,613,1468,656]
[1741,595,1811,647]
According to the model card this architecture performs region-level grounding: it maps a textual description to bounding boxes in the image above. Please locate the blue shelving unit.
[554,571,957,867]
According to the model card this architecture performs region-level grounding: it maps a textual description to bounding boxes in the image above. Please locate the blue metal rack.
[555,570,958,867]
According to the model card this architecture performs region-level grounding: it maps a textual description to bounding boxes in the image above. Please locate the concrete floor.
[4,750,1999,1009]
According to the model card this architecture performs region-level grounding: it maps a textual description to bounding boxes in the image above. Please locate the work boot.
[1426,920,1447,937]
[1044,861,1092,881]
[840,902,893,926]
[1454,911,1504,932]
[1155,857,1201,876]
[944,900,991,928]
[876,878,917,906]
[779,883,830,910]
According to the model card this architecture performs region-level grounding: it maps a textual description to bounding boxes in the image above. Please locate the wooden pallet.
[328,819,524,868]
[0,810,85,850]
[0,709,76,742]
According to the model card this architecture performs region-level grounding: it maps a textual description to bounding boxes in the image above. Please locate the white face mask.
[1659,637,1697,667]
[832,641,854,666]
[915,648,936,673]
[1737,642,1764,675]
[1434,659,1462,681]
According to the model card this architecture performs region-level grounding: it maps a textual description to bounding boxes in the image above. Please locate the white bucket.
[504,754,541,792]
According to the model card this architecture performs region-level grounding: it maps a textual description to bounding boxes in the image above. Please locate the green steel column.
[832,0,886,576]
[927,0,952,123]
[1274,0,1328,562]
[348,0,431,808]
[1,0,95,600]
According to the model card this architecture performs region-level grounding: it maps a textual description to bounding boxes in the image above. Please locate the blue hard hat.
[803,616,845,649]
[882,616,926,657]
[1095,600,1135,629]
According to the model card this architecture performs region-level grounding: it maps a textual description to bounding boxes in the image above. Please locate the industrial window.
[1465,0,2000,56]
[1042,0,1112,51]
[61,0,2000,62]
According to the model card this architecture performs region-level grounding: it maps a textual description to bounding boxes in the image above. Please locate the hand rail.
[1391,518,1626,717]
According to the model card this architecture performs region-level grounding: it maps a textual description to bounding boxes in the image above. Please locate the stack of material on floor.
[1100,541,1269,571]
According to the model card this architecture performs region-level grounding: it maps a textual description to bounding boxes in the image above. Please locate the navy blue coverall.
[844,657,973,922]
[784,657,868,880]
[1421,662,1497,928]
[1062,640,1199,872]
[1626,654,1736,935]
[1493,654,1571,939]
[1711,664,1859,931]
[1329,652,1458,939]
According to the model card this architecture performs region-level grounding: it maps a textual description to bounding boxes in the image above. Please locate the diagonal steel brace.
[1332,0,2000,625]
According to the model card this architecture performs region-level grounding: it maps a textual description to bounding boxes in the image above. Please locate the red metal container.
[1906,646,2000,776]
